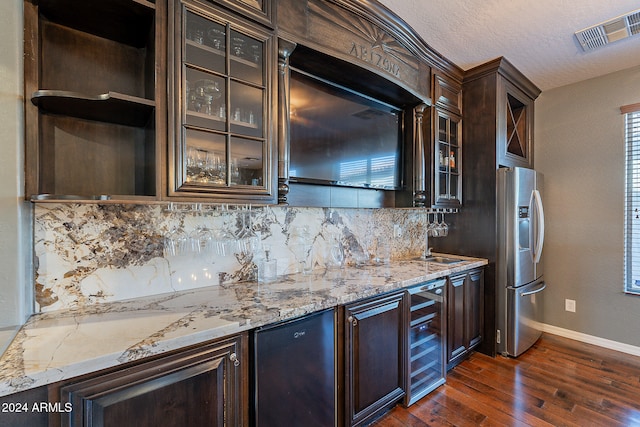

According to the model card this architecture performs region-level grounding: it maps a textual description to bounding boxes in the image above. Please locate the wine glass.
[427,213,439,237]
[207,27,225,50]
[194,149,208,183]
[327,234,344,269]
[232,36,245,57]
[164,228,188,257]
[439,213,449,237]
[189,225,214,256]
[213,206,237,257]
[237,207,259,261]
[186,146,198,182]
[250,43,261,63]
[290,226,312,273]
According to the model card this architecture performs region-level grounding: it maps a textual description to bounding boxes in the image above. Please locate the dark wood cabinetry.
[432,109,462,207]
[24,0,468,207]
[434,57,540,357]
[3,268,491,426]
[53,334,248,427]
[24,0,165,201]
[463,57,539,169]
[433,73,462,116]
[427,72,463,208]
[168,0,277,203]
[343,291,407,427]
[499,77,536,168]
[447,268,484,369]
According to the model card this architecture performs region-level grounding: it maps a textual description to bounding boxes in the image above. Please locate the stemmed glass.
[190,148,207,183]
[427,213,439,237]
[164,228,189,257]
[213,206,236,257]
[290,226,312,273]
[232,36,245,57]
[439,213,449,237]
[186,147,198,182]
[327,233,344,269]
[188,225,214,256]
[236,207,259,261]
[207,27,225,50]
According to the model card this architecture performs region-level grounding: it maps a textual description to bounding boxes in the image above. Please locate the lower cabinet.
[5,267,487,427]
[447,268,484,369]
[53,333,248,427]
[343,291,407,427]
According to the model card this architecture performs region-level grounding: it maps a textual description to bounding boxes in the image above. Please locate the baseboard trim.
[542,323,640,357]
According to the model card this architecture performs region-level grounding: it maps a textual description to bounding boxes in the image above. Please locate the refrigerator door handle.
[532,189,545,264]
[520,282,546,297]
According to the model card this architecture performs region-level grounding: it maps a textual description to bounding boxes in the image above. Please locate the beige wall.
[0,0,31,333]
[535,64,640,346]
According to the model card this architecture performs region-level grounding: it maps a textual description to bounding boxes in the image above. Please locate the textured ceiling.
[377,0,640,91]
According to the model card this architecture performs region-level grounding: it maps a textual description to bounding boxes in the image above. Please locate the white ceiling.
[377,0,640,91]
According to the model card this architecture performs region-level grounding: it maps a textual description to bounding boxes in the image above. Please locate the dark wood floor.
[373,333,640,427]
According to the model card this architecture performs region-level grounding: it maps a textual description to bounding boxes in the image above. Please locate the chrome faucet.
[423,211,432,258]
[424,245,433,258]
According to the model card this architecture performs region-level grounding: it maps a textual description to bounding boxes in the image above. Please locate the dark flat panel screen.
[289,69,403,190]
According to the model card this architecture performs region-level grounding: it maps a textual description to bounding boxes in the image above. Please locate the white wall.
[535,64,640,347]
[0,0,31,337]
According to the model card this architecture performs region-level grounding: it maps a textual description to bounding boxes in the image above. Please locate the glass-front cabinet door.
[170,2,276,202]
[433,109,462,208]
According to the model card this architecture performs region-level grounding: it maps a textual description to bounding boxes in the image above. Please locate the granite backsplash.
[34,203,432,312]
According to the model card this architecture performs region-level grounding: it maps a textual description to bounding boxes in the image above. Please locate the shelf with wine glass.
[186,38,262,70]
[431,109,462,208]
[170,2,276,203]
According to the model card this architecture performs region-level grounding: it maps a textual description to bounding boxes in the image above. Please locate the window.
[623,104,640,294]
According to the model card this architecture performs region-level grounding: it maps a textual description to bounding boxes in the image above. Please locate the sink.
[423,256,463,264]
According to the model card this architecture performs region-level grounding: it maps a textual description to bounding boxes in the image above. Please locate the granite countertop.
[0,254,487,397]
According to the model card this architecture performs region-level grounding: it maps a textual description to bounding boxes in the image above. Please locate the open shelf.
[38,0,155,48]
[32,91,155,127]
[24,0,162,201]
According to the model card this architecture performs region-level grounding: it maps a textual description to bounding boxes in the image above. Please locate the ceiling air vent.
[575,9,640,51]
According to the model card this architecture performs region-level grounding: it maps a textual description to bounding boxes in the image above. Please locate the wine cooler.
[405,278,446,405]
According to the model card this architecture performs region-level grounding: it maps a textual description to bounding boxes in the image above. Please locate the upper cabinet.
[168,0,277,203]
[500,80,535,168]
[426,72,462,208]
[24,0,469,207]
[24,0,165,201]
[433,73,462,117]
[432,109,462,208]
[463,57,540,169]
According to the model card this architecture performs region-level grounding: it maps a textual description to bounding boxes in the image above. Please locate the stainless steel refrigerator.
[497,167,546,357]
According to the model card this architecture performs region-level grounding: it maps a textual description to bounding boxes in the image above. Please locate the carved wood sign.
[308,1,419,85]
[278,0,425,101]
[348,39,402,78]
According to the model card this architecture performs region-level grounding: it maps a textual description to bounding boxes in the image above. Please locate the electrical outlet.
[565,299,576,313]
[393,224,402,238]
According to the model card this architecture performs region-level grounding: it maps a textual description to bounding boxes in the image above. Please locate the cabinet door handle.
[347,316,358,327]
[229,352,240,367]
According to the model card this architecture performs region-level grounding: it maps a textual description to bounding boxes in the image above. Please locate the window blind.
[624,108,640,294]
